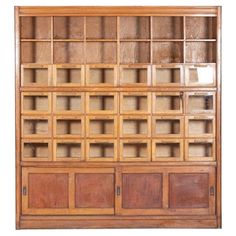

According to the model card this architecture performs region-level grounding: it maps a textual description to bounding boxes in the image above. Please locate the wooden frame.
[53,64,85,87]
[152,115,184,138]
[185,115,215,138]
[119,65,152,87]
[53,92,84,114]
[53,139,84,161]
[152,64,184,86]
[21,115,52,138]
[16,6,221,229]
[152,139,184,162]
[53,115,85,138]
[120,115,151,138]
[152,92,183,114]
[21,64,52,87]
[185,64,216,87]
[120,92,151,114]
[86,92,118,115]
[120,139,151,162]
[185,138,215,161]
[86,139,118,162]
[21,139,52,162]
[86,64,118,87]
[86,115,118,138]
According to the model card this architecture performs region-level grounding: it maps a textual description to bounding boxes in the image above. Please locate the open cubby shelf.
[20,15,217,64]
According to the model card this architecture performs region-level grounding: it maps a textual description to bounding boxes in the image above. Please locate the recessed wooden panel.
[153,42,183,63]
[122,173,162,209]
[120,16,150,39]
[86,16,117,39]
[28,173,69,208]
[152,16,183,39]
[21,42,51,63]
[75,173,114,208]
[86,42,117,64]
[169,173,209,208]
[54,16,84,39]
[54,42,84,63]
[120,42,150,64]
[186,42,216,63]
[21,16,51,39]
[186,17,216,39]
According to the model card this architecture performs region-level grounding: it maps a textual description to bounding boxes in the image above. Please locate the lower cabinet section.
[22,168,115,215]
[21,165,216,226]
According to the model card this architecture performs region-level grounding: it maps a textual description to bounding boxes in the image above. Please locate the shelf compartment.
[86,92,117,114]
[120,139,151,162]
[186,42,216,63]
[186,92,215,114]
[21,92,51,114]
[186,116,215,138]
[153,92,183,114]
[120,92,151,114]
[120,42,150,64]
[86,140,117,161]
[54,116,84,138]
[152,65,183,86]
[53,92,84,114]
[152,139,183,161]
[120,65,151,87]
[152,16,183,39]
[153,42,183,63]
[186,17,216,39]
[152,116,183,137]
[185,64,216,86]
[21,42,51,63]
[21,139,51,161]
[120,115,151,138]
[54,42,84,63]
[86,65,117,86]
[53,17,84,39]
[120,16,150,39]
[21,65,51,87]
[185,139,215,161]
[86,16,116,39]
[22,116,51,138]
[54,140,84,161]
[86,42,117,64]
[21,16,51,39]
[54,65,84,86]
[86,115,117,138]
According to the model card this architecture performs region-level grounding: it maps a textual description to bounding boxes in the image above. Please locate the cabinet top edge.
[15,6,220,16]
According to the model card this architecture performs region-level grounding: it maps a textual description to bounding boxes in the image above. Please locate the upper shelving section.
[19,7,218,65]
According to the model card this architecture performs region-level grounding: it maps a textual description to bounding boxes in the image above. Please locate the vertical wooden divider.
[83,16,87,161]
[150,16,153,161]
[50,16,55,161]
[69,171,75,209]
[163,172,169,209]
[117,16,120,162]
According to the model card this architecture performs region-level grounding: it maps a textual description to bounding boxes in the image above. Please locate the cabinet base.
[17,216,219,229]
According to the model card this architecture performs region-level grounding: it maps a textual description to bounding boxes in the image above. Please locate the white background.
[0,0,235,235]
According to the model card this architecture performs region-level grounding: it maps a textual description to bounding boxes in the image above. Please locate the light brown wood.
[16,6,221,229]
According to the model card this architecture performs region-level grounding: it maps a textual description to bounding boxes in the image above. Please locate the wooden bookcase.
[15,6,221,229]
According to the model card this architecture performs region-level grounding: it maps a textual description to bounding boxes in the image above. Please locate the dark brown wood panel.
[75,173,114,208]
[122,173,162,209]
[28,173,69,208]
[169,173,209,208]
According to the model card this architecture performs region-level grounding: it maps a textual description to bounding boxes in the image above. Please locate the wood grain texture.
[75,173,115,208]
[122,173,162,209]
[28,173,69,208]
[169,173,209,208]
